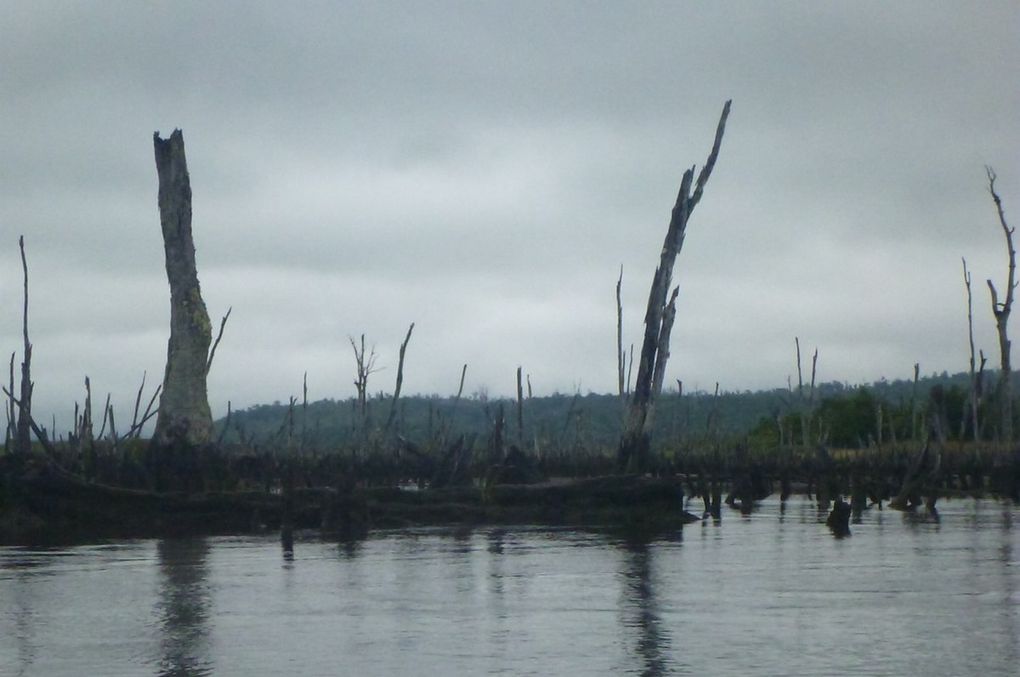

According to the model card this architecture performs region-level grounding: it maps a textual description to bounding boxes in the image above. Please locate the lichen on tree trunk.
[152,130,213,447]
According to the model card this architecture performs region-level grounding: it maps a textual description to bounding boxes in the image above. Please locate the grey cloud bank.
[1,1,1018,430]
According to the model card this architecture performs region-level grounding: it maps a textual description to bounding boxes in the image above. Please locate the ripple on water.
[0,497,1017,676]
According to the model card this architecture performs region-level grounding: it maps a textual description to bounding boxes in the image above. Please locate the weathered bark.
[646,286,679,431]
[152,130,214,447]
[985,167,1015,444]
[619,100,731,472]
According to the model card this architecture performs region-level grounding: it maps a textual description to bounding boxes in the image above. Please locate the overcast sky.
[2,1,1019,429]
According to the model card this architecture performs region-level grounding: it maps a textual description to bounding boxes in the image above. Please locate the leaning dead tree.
[384,323,415,434]
[618,100,731,472]
[151,130,214,447]
[985,167,1015,444]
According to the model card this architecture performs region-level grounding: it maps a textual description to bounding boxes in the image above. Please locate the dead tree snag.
[962,258,982,441]
[349,334,379,433]
[152,130,214,447]
[618,100,731,472]
[985,167,1015,444]
[616,265,625,408]
[15,236,33,455]
[384,323,415,434]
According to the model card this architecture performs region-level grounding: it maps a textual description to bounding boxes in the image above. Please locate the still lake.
[1,497,1018,676]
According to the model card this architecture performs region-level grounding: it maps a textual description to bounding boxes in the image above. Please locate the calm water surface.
[1,497,1018,676]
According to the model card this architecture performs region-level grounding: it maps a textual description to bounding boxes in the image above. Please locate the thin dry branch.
[206,306,232,374]
[130,384,162,439]
[130,371,147,433]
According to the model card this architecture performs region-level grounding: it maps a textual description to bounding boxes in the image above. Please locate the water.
[1,497,1018,676]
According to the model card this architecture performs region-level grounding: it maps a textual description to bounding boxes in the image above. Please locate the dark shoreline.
[1,473,702,546]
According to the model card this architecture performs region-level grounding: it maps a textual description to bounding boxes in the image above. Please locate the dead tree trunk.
[918,362,926,442]
[985,167,1015,445]
[349,334,378,434]
[15,236,33,455]
[962,257,982,442]
[618,100,731,473]
[793,337,819,449]
[616,265,625,412]
[516,366,524,445]
[384,323,415,434]
[152,130,214,447]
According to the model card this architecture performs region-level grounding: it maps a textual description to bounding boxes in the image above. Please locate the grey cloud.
[2,1,1018,428]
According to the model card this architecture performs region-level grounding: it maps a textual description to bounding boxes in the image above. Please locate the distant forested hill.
[216,370,996,452]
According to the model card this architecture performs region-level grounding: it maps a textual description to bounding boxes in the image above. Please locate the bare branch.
[131,371,147,433]
[691,99,732,210]
[131,384,162,439]
[206,306,232,374]
[97,393,111,439]
[455,364,468,402]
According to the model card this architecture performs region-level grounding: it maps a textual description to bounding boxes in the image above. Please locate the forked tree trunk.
[618,100,731,472]
[986,167,1015,445]
[152,130,213,447]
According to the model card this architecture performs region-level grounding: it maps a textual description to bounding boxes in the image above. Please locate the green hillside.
[216,369,999,453]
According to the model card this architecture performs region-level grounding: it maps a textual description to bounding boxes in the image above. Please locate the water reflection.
[155,538,213,677]
[8,569,38,676]
[1000,508,1018,666]
[617,536,672,676]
